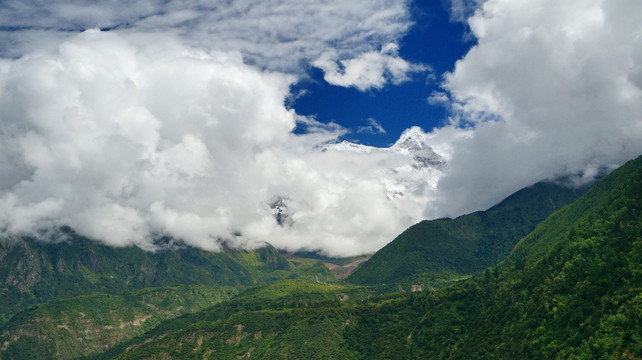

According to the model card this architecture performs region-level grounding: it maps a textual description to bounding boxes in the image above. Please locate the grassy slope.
[104,155,642,360]
[0,236,335,325]
[346,181,585,287]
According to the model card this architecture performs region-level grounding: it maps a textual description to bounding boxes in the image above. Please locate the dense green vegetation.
[101,155,642,359]
[396,154,642,359]
[97,280,372,360]
[346,181,586,287]
[0,235,334,326]
[0,284,238,359]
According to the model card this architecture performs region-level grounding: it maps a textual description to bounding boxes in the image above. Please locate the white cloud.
[424,0,642,218]
[0,31,292,249]
[357,118,387,135]
[427,91,450,106]
[1,1,423,93]
[0,0,413,74]
[0,30,441,257]
[0,1,427,257]
[313,42,426,91]
[448,0,485,23]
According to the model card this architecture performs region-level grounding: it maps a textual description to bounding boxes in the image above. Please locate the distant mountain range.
[323,126,447,171]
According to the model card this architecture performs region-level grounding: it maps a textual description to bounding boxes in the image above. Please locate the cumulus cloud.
[0,29,441,257]
[424,0,642,218]
[313,43,426,91]
[0,31,293,250]
[0,0,430,256]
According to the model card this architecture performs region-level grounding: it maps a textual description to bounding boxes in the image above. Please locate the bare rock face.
[269,196,293,227]
[82,250,100,272]
[3,241,46,292]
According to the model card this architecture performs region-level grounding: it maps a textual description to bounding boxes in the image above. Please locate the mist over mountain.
[0,232,333,325]
[346,180,588,287]
[75,154,642,360]
[2,154,641,359]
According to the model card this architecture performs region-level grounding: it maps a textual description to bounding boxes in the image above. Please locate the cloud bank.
[0,0,416,79]
[425,0,642,218]
[0,28,437,256]
[1,0,641,257]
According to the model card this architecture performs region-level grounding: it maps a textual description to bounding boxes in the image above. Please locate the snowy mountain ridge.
[322,126,446,171]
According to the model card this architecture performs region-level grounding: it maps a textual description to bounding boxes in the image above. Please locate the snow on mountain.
[264,127,445,253]
[323,126,446,171]
[392,127,447,171]
[319,127,445,200]
[322,140,379,153]
[392,126,426,152]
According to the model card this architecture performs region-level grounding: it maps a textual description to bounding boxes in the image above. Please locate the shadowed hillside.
[346,181,587,287]
[0,234,334,326]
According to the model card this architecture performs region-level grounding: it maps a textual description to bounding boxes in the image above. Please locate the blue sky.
[291,1,471,147]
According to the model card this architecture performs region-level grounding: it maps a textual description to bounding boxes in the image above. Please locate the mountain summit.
[323,127,446,171]
[320,127,445,203]
[391,126,446,171]
[391,126,429,152]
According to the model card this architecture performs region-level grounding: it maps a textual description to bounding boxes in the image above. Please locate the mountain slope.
[97,280,371,360]
[102,154,642,360]
[0,234,334,325]
[0,284,237,359]
[399,154,642,359]
[346,181,586,286]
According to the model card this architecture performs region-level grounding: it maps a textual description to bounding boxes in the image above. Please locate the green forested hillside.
[396,154,642,359]
[0,236,336,359]
[346,181,586,287]
[98,280,372,360]
[0,284,237,359]
[0,234,334,325]
[103,155,642,360]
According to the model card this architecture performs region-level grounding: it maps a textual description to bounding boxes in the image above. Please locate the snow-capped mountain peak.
[267,128,447,228]
[321,127,446,171]
[392,126,426,152]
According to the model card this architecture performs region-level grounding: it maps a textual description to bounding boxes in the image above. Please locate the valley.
[323,256,371,280]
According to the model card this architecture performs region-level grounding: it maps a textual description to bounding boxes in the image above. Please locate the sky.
[0,0,641,257]
[290,0,471,147]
